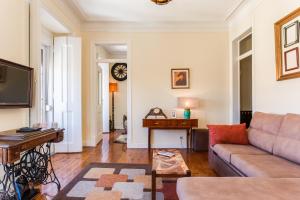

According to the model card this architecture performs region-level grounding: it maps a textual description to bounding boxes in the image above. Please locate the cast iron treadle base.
[0,142,61,200]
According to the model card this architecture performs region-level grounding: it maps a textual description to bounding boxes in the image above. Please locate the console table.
[0,128,64,200]
[143,119,198,150]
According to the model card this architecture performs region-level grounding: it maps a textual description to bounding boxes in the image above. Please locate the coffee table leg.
[152,170,156,200]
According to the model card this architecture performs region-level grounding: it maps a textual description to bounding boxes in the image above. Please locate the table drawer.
[148,120,168,127]
[177,120,192,127]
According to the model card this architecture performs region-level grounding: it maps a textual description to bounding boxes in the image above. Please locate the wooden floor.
[38,132,215,199]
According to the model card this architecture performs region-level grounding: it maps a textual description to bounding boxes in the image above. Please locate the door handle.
[45,105,53,111]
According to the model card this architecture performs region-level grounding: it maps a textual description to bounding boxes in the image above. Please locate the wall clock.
[111,63,127,81]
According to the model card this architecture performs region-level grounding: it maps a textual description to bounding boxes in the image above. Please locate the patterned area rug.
[54,163,178,200]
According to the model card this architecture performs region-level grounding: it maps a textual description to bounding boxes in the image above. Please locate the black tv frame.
[0,58,33,108]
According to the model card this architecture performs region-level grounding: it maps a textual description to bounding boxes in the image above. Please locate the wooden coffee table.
[152,149,191,200]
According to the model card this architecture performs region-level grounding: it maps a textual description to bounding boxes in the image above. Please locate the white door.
[99,63,110,133]
[54,36,82,153]
[96,66,103,143]
[40,45,54,125]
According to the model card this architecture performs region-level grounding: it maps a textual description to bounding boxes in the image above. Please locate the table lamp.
[109,82,118,131]
[177,97,199,119]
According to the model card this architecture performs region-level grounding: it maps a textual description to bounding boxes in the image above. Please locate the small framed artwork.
[171,68,190,89]
[275,7,300,81]
[284,47,299,72]
[171,110,177,118]
[0,66,7,83]
[284,21,299,48]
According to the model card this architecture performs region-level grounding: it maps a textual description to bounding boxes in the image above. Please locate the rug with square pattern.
[53,163,178,200]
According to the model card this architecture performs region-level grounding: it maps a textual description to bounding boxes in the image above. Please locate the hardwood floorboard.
[37,132,215,199]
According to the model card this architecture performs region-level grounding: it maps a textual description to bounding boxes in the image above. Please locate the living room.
[0,0,300,199]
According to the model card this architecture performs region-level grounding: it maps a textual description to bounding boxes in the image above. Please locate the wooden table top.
[0,128,64,164]
[0,128,64,148]
[152,149,190,175]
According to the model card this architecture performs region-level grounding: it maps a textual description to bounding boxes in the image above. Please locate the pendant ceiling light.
[151,0,172,5]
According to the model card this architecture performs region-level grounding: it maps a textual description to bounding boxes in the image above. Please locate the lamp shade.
[109,83,118,92]
[177,97,199,109]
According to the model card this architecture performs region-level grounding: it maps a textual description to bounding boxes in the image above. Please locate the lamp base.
[184,108,191,119]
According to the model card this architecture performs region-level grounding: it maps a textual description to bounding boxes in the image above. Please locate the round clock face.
[111,63,127,81]
[153,108,160,114]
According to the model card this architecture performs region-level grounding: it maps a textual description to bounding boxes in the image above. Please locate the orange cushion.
[207,123,249,146]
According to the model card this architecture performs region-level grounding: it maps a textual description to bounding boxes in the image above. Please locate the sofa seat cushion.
[177,177,300,200]
[273,113,300,165]
[212,144,268,163]
[231,154,300,177]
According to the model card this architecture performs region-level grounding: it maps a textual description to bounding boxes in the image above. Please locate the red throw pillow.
[207,123,248,146]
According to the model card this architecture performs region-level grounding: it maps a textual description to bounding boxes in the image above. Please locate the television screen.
[0,59,33,107]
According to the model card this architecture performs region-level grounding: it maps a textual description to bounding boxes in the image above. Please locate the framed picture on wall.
[284,21,299,48]
[171,68,190,89]
[284,47,299,72]
[274,7,300,81]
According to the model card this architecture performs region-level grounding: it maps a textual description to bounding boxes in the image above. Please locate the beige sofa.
[177,112,300,200]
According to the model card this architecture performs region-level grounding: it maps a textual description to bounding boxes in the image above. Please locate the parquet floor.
[37,132,215,199]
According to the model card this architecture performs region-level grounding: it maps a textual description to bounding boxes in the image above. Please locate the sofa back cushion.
[248,112,283,153]
[273,113,300,164]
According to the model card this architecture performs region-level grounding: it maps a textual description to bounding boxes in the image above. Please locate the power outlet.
[179,136,183,148]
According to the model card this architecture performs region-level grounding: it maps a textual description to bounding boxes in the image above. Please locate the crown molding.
[82,21,228,32]
[225,0,248,20]
[226,0,263,22]
[63,0,86,22]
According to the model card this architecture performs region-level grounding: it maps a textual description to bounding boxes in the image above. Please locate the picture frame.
[284,47,299,72]
[0,66,7,83]
[274,7,300,81]
[171,68,190,89]
[284,21,299,48]
[171,110,177,119]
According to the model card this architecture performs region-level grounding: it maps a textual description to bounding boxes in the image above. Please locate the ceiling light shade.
[151,0,172,5]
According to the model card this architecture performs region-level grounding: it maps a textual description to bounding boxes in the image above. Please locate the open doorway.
[232,31,253,127]
[95,44,128,145]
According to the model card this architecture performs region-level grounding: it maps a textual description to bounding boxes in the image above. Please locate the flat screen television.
[0,59,33,108]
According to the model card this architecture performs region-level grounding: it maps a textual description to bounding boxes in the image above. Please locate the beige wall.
[82,31,229,148]
[40,0,81,35]
[0,0,30,131]
[229,0,300,118]
[109,63,127,130]
[0,0,81,131]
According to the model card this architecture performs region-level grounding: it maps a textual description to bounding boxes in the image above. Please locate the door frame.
[40,44,54,124]
[231,29,253,123]
[89,40,132,147]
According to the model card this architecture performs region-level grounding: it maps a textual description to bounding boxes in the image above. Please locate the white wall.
[109,63,127,130]
[82,31,229,148]
[229,0,300,118]
[0,0,30,131]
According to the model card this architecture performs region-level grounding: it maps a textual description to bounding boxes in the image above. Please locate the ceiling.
[66,0,245,22]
